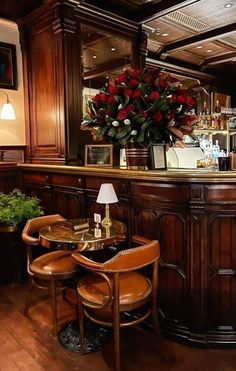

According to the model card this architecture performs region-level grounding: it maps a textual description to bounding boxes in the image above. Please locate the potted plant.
[81,67,196,167]
[0,189,44,283]
[0,188,44,231]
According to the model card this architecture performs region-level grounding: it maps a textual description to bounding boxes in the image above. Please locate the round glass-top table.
[39,218,127,252]
[39,218,127,352]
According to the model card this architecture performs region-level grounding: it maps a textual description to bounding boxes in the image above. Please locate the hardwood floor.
[0,282,236,371]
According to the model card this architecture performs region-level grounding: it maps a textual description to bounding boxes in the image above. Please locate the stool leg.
[24,276,34,315]
[50,278,58,336]
[78,298,85,353]
[113,274,120,371]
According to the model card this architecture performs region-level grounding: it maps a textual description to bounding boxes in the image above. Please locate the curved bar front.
[17,164,236,347]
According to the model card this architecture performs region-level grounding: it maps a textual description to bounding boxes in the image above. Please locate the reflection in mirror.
[81,24,132,116]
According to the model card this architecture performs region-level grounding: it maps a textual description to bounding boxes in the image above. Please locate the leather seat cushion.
[78,271,151,306]
[30,250,78,276]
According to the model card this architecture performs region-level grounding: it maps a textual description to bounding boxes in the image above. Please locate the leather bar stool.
[22,214,78,336]
[72,235,160,371]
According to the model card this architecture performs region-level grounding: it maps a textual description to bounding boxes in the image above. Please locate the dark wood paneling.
[18,165,236,347]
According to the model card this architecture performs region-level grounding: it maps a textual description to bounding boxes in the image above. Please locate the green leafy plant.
[0,189,44,226]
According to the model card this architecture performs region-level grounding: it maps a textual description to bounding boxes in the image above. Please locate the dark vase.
[125,142,149,169]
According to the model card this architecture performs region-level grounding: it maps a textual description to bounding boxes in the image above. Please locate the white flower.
[131,130,137,136]
[112,121,120,127]
[118,104,123,110]
[81,120,89,125]
[124,119,131,125]
[176,105,182,113]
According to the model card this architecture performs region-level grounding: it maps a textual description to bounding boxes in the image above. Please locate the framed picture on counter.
[85,144,113,167]
[150,144,167,170]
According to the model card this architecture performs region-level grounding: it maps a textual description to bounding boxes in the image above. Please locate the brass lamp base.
[101,204,113,227]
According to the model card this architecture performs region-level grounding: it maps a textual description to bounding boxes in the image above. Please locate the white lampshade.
[96,183,118,204]
[1,102,16,120]
[0,90,16,120]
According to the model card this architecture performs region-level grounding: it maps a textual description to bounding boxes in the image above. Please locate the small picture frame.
[0,42,17,90]
[150,144,167,170]
[85,144,113,167]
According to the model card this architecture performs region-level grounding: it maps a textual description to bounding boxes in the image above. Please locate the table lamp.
[96,183,118,226]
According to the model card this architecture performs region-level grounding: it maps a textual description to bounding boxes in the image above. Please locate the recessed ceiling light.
[206,49,213,53]
[196,45,203,49]
[110,47,116,51]
[92,55,97,59]
[224,2,233,8]
[162,33,169,36]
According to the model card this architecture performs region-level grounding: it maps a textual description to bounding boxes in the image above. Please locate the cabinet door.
[23,173,52,214]
[206,212,236,334]
[51,174,85,219]
[52,188,84,220]
[130,181,191,335]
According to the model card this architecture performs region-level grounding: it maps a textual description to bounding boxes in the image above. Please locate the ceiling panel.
[145,0,236,78]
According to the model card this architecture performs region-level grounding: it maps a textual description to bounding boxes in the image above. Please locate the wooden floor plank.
[1,282,236,371]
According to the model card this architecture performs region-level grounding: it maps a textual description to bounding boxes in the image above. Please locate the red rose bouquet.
[81,67,196,148]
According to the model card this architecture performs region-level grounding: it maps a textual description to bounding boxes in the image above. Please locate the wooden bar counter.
[17,163,236,348]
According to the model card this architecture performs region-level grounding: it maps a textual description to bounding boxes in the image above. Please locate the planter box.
[0,225,27,284]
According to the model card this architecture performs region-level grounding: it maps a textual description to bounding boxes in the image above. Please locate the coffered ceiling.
[0,0,235,81]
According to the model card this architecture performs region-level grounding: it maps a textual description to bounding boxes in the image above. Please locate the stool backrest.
[22,214,65,246]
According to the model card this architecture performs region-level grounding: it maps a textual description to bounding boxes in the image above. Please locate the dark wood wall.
[18,1,142,165]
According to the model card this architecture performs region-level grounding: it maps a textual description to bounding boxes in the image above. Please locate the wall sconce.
[96,183,118,226]
[0,90,16,120]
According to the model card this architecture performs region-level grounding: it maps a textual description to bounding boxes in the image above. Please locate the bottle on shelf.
[214,99,221,114]
[212,99,221,129]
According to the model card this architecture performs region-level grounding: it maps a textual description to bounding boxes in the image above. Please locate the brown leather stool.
[72,235,160,371]
[22,214,78,336]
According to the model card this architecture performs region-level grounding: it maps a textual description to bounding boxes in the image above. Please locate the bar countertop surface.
[17,163,236,183]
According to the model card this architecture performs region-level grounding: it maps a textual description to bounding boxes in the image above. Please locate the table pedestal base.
[58,320,111,353]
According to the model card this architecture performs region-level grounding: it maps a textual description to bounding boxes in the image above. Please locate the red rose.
[105,109,113,116]
[108,85,119,94]
[93,94,101,103]
[132,90,141,100]
[100,93,107,102]
[130,69,141,79]
[128,79,139,89]
[186,96,195,107]
[117,73,127,84]
[176,95,186,104]
[149,91,160,101]
[117,109,127,120]
[124,89,133,97]
[153,112,163,122]
[107,96,116,105]
[158,80,168,88]
[126,104,135,113]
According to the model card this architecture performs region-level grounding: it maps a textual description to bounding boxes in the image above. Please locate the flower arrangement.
[81,67,196,148]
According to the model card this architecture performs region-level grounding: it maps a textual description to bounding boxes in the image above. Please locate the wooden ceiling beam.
[136,0,201,23]
[201,51,236,68]
[158,22,236,57]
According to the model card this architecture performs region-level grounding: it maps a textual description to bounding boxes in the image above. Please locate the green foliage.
[0,189,44,226]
